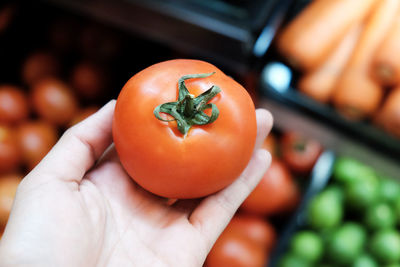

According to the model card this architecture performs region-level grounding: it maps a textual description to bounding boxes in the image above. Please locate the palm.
[84,152,209,267]
[0,101,272,267]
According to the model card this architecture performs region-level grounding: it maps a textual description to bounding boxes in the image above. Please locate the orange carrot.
[277,0,377,70]
[333,0,400,120]
[371,11,400,87]
[375,87,400,138]
[298,25,362,103]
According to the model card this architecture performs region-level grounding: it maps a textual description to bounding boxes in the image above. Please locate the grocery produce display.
[1,1,400,267]
[277,0,400,139]
[278,157,400,266]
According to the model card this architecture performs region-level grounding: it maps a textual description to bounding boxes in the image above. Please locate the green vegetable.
[393,196,400,225]
[379,177,400,204]
[327,222,366,265]
[345,173,379,210]
[369,229,400,264]
[364,202,396,230]
[352,254,378,267]
[308,188,343,230]
[290,230,323,262]
[279,253,312,267]
[333,157,374,184]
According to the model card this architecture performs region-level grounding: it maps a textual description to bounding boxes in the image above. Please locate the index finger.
[188,109,273,249]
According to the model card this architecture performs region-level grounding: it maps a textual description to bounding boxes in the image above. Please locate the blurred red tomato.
[0,85,29,125]
[69,106,99,127]
[17,121,58,170]
[241,159,300,216]
[0,125,21,173]
[262,133,277,157]
[71,62,106,100]
[0,173,21,227]
[281,131,322,174]
[0,4,15,34]
[79,24,121,61]
[228,214,277,252]
[48,17,79,53]
[22,52,60,86]
[205,230,266,267]
[31,78,79,127]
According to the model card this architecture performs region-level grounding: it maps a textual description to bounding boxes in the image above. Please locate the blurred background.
[1,0,400,266]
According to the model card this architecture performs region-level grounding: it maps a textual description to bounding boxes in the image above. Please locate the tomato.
[228,214,277,252]
[17,121,58,170]
[0,173,21,227]
[79,24,121,61]
[71,62,107,100]
[31,78,79,127]
[205,230,266,267]
[0,125,21,174]
[69,106,99,127]
[261,133,277,156]
[0,4,15,34]
[22,52,60,86]
[240,159,300,215]
[281,131,322,174]
[0,85,29,125]
[49,18,79,53]
[113,59,257,199]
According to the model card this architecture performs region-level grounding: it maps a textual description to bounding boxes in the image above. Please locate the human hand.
[0,100,272,267]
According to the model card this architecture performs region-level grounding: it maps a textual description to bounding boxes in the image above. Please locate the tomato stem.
[154,72,221,135]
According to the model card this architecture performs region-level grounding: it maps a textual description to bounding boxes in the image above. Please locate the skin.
[0,100,272,267]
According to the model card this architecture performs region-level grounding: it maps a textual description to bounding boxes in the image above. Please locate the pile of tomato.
[204,131,323,267]
[0,3,126,236]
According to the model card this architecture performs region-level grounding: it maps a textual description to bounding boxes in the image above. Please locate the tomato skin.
[31,78,79,127]
[205,228,266,267]
[71,62,106,100]
[0,85,29,125]
[0,173,21,227]
[113,59,257,199]
[0,125,21,174]
[281,131,322,174]
[241,159,300,216]
[228,214,277,252]
[22,52,60,86]
[17,121,58,170]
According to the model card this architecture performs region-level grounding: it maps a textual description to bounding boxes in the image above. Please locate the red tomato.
[205,229,266,267]
[0,125,21,174]
[22,52,60,86]
[69,106,99,127]
[31,78,79,127]
[0,4,15,34]
[71,62,107,100]
[113,59,257,199]
[49,18,79,53]
[281,131,322,174]
[0,173,21,227]
[241,159,300,216]
[0,85,29,125]
[228,214,277,252]
[79,24,121,61]
[17,121,58,170]
[262,133,277,157]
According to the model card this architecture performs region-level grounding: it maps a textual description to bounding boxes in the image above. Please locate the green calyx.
[153,72,221,135]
